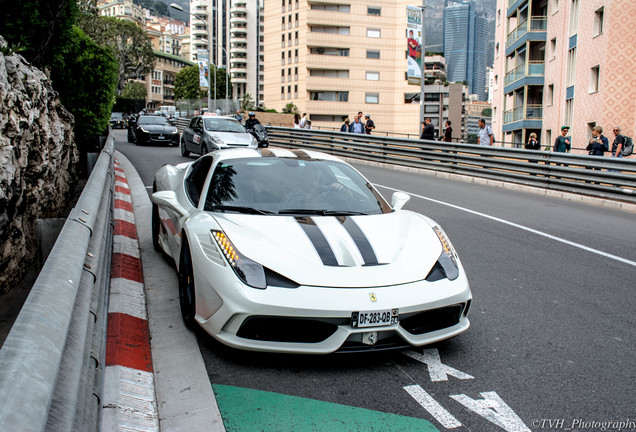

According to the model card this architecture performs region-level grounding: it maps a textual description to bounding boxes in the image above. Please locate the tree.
[213,66,232,99]
[481,107,492,117]
[282,103,298,114]
[122,81,147,100]
[174,65,206,101]
[80,16,155,94]
[51,26,118,153]
[2,0,79,68]
[240,94,255,112]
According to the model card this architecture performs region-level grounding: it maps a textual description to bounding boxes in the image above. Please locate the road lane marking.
[404,385,462,429]
[376,184,636,268]
[450,391,531,432]
[403,349,474,382]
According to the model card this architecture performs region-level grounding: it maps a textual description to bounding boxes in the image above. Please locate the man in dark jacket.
[420,118,435,140]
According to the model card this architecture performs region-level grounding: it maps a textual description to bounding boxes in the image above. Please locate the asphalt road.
[114,129,636,431]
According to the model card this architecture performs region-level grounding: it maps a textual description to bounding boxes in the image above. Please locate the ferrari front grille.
[237,316,346,343]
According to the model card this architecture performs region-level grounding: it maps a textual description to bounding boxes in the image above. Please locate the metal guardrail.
[266,127,636,204]
[0,136,115,431]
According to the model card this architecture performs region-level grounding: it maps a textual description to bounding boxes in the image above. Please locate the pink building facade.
[493,0,635,154]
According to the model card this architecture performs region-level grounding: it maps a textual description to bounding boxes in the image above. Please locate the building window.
[367,28,381,38]
[368,7,381,16]
[566,47,576,86]
[547,84,554,105]
[551,0,559,14]
[365,93,379,104]
[311,4,349,12]
[564,99,573,126]
[589,65,600,93]
[549,38,557,60]
[310,47,349,56]
[594,7,604,36]
[366,50,380,59]
[311,26,350,35]
[309,91,349,102]
[569,0,580,36]
[366,71,379,81]
[310,69,349,78]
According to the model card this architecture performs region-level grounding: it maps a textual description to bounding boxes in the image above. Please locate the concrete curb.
[101,161,160,431]
[113,151,225,431]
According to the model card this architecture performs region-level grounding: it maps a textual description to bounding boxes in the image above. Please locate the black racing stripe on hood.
[290,149,312,159]
[339,217,379,265]
[295,216,339,266]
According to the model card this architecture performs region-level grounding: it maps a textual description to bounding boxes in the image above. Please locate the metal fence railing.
[0,136,115,431]
[266,127,636,204]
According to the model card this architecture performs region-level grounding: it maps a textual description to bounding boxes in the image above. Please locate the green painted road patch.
[213,384,440,432]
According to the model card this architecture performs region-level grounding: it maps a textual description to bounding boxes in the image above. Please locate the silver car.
[180,115,257,157]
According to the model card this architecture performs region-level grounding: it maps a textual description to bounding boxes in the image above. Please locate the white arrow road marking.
[450,391,531,432]
[404,385,462,429]
[403,349,475,382]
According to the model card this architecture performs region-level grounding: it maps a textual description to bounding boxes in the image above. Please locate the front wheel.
[180,136,190,157]
[178,238,197,329]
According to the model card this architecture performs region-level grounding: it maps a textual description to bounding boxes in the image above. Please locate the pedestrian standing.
[525,132,540,150]
[611,126,625,158]
[553,126,571,152]
[586,125,609,156]
[364,114,375,135]
[350,116,365,134]
[420,117,435,140]
[441,120,452,142]
[299,113,308,128]
[340,118,350,132]
[477,119,494,146]
[234,110,243,123]
[293,113,301,128]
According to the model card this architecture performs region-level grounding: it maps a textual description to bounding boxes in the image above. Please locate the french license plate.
[351,309,399,328]
[158,135,165,139]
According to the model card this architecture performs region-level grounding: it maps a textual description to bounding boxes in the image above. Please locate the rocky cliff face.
[0,36,79,294]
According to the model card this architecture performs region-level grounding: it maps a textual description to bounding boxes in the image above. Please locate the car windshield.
[204,118,246,133]
[138,116,171,126]
[203,157,391,215]
[111,112,124,119]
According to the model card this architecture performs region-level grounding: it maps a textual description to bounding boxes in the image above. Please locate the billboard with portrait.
[407,5,423,86]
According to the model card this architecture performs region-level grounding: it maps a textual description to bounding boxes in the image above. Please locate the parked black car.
[109,112,126,129]
[128,115,179,146]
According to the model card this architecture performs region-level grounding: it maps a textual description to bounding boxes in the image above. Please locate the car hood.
[207,131,254,146]
[139,124,176,133]
[210,212,443,288]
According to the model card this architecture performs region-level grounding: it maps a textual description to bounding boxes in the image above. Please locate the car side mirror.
[151,191,189,218]
[391,192,411,210]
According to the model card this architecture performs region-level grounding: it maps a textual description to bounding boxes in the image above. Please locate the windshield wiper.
[277,209,368,216]
[211,205,274,215]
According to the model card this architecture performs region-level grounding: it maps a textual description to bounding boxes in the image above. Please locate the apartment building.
[492,0,635,152]
[264,0,455,135]
[97,0,145,25]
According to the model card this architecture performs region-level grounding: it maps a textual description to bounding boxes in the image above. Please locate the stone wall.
[0,36,78,294]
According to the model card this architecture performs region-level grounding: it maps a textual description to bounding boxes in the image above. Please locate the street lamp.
[212,42,229,113]
[170,3,212,112]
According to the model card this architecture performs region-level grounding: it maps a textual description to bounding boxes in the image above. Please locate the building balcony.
[230,35,248,44]
[503,104,542,124]
[230,16,247,26]
[231,65,247,74]
[506,17,547,46]
[504,60,544,86]
[230,3,247,14]
[231,46,247,55]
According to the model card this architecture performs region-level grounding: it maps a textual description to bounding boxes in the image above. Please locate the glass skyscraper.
[443,0,488,101]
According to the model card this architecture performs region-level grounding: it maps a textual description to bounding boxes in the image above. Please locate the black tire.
[178,238,197,329]
[180,136,190,157]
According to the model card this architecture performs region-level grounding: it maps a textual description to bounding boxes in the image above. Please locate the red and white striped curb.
[101,160,159,431]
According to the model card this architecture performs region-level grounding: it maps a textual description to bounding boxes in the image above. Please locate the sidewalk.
[105,151,225,431]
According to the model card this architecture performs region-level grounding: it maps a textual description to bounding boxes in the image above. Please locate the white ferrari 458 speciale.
[151,147,472,353]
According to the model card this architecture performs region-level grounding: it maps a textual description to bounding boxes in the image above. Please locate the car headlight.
[172,128,178,134]
[211,230,266,289]
[140,127,149,133]
[251,136,258,146]
[433,226,459,280]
